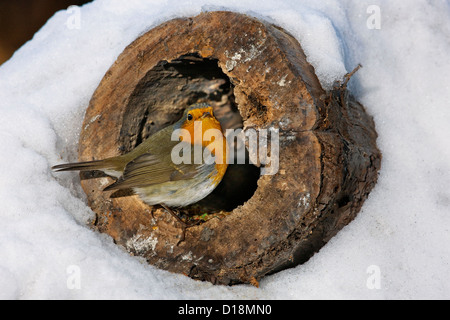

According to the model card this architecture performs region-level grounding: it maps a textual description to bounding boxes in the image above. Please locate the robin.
[52,103,228,238]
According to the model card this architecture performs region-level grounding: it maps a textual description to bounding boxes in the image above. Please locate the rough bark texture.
[78,11,381,285]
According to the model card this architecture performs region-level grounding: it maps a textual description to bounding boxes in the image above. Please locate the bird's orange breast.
[180,108,228,185]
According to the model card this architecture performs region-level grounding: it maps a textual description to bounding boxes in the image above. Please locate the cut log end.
[78,11,381,285]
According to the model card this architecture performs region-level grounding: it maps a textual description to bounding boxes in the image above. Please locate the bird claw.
[160,204,199,245]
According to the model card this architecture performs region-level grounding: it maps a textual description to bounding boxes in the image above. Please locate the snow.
[1,0,450,299]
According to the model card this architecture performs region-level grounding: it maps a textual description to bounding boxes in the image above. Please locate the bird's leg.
[160,204,200,243]
[160,204,187,227]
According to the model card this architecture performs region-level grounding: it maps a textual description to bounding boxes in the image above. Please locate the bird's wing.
[103,143,212,191]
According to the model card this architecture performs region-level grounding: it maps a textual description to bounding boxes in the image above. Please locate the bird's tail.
[52,158,122,177]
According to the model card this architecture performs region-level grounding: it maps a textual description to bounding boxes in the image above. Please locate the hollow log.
[78,11,381,285]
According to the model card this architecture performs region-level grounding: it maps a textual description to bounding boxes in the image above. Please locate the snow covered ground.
[1,0,449,299]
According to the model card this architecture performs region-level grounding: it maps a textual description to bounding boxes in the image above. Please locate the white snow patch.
[0,0,449,299]
[126,234,158,256]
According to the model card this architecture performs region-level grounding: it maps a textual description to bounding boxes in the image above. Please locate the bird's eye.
[187,113,193,121]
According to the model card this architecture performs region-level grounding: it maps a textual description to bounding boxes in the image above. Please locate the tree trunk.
[78,11,381,285]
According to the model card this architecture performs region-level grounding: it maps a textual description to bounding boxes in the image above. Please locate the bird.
[52,103,228,238]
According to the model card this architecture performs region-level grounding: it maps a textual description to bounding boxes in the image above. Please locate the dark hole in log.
[115,53,260,213]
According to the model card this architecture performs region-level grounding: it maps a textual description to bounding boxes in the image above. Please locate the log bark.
[78,11,381,285]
